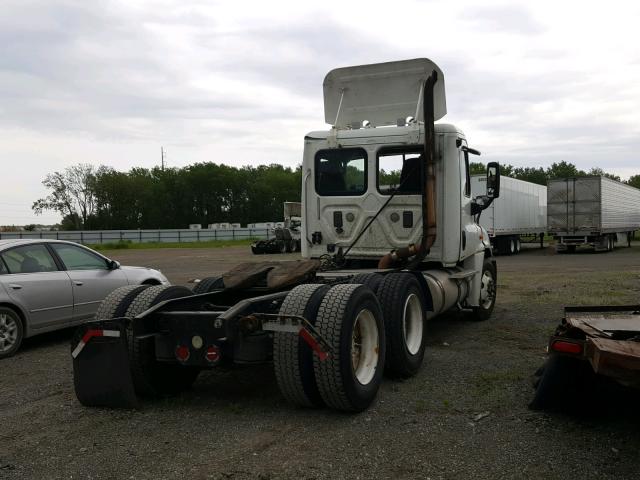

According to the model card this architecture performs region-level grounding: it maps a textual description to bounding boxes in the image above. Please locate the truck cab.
[302,123,484,265]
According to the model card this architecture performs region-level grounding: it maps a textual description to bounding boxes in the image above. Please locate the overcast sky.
[2,0,640,225]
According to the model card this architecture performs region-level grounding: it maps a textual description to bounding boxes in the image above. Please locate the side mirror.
[108,260,121,270]
[486,162,500,198]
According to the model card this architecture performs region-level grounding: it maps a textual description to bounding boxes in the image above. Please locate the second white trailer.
[471,175,547,254]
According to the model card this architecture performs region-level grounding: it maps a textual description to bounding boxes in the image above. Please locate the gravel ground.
[2,242,640,479]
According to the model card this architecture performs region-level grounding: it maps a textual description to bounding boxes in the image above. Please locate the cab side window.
[51,244,108,271]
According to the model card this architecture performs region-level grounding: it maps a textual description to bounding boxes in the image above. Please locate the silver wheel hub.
[0,313,18,353]
[351,309,379,385]
[479,271,496,309]
[402,294,423,355]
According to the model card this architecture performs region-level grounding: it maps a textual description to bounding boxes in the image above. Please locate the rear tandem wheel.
[313,284,386,412]
[273,284,330,407]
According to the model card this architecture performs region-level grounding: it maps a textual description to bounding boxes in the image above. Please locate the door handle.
[8,284,22,290]
[74,281,84,286]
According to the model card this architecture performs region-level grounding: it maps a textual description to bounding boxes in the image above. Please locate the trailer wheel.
[348,272,383,293]
[313,284,385,412]
[279,241,288,254]
[508,237,516,255]
[376,273,427,377]
[515,238,521,254]
[471,259,497,321]
[125,285,200,397]
[529,355,595,411]
[95,284,151,320]
[192,276,224,294]
[273,284,330,407]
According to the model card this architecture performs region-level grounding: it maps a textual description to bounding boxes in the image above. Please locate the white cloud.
[1,0,640,224]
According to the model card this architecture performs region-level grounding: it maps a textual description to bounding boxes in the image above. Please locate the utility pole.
[161,146,166,170]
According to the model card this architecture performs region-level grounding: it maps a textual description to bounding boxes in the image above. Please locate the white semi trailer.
[470,175,547,255]
[548,176,640,252]
[72,58,502,412]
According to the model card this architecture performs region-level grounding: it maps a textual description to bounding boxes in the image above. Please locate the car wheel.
[0,307,23,359]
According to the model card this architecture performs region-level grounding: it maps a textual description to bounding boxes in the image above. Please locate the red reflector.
[205,345,220,363]
[175,345,190,362]
[551,340,583,355]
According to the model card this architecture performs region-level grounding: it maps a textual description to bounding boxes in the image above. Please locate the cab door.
[49,243,127,323]
[0,243,73,332]
[459,147,477,259]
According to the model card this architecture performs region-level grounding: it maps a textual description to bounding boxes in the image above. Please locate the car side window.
[0,244,59,274]
[0,258,7,275]
[51,244,108,271]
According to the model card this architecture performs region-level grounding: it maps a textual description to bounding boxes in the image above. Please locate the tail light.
[550,340,583,355]
[175,345,190,362]
[205,345,220,363]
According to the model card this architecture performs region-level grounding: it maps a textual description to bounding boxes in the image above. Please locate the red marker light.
[551,340,583,355]
[175,345,190,362]
[205,345,220,363]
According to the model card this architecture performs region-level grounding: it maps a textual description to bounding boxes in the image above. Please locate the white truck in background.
[548,176,640,252]
[471,175,547,255]
[72,58,503,413]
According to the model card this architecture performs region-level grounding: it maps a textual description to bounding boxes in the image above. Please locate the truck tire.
[192,276,224,294]
[529,355,594,411]
[508,237,516,255]
[471,259,497,321]
[515,238,521,254]
[348,272,383,293]
[125,285,200,397]
[273,284,330,407]
[377,273,427,378]
[95,284,151,320]
[313,284,386,412]
[0,307,24,359]
[279,241,287,254]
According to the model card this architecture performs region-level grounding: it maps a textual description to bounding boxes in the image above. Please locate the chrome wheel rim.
[402,294,423,355]
[351,309,379,385]
[480,271,496,309]
[0,312,18,353]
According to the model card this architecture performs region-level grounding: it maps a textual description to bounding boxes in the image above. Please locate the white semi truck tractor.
[71,58,501,412]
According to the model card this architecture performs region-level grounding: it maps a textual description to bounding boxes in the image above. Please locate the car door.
[0,243,73,332]
[49,243,128,324]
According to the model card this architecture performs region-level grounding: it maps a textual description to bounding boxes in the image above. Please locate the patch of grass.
[471,369,526,406]
[499,270,640,307]
[91,238,257,252]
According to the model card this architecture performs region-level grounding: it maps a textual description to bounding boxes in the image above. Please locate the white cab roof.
[323,58,446,128]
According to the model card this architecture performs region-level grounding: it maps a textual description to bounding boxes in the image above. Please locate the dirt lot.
[2,243,640,479]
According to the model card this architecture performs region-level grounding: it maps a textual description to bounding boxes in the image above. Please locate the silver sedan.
[0,239,169,358]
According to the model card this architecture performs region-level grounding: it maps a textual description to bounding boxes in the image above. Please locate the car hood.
[119,265,169,284]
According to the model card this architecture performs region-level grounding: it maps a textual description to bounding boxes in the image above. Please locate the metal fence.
[0,228,270,245]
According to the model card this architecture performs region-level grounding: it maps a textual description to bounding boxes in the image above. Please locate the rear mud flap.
[71,319,139,409]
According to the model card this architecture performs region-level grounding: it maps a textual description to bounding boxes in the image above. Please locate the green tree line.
[33,163,301,230]
[469,160,640,188]
[33,160,640,230]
